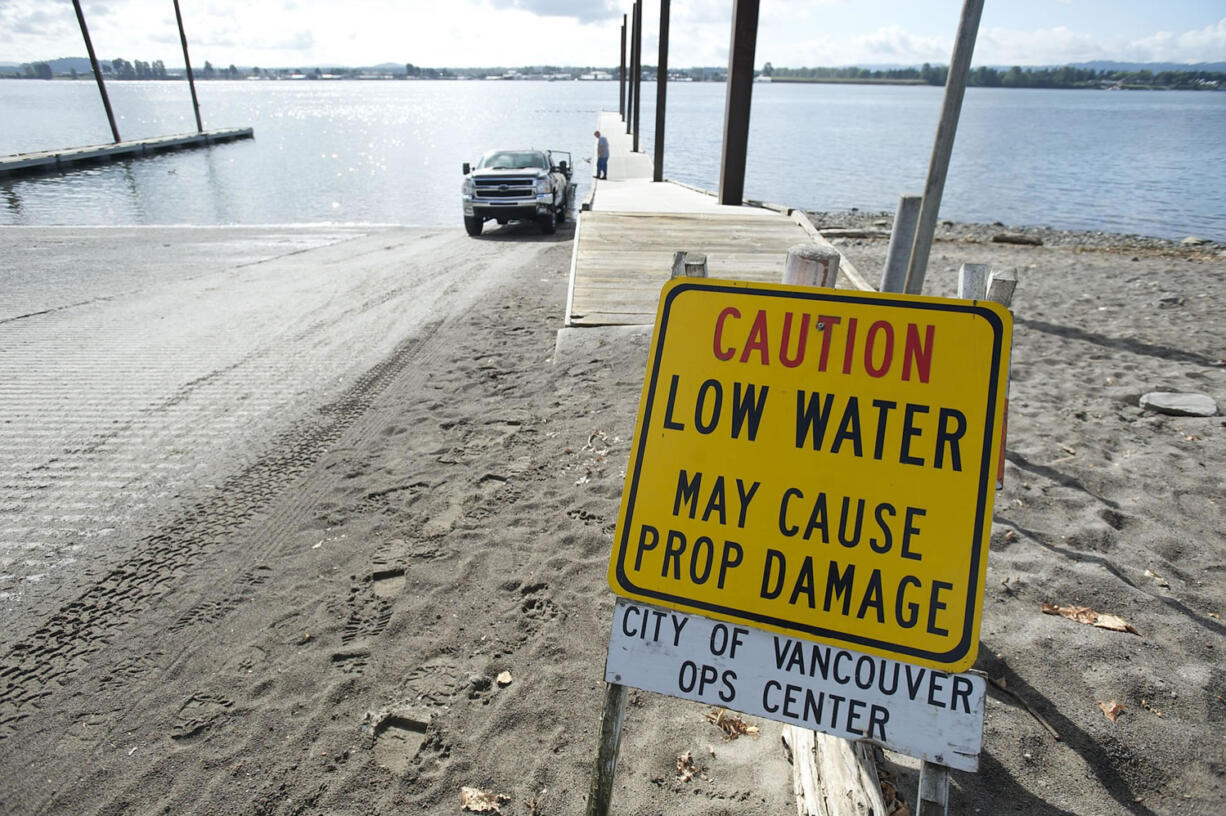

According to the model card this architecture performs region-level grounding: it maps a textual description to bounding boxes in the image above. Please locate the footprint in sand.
[371,710,431,774]
[341,585,393,645]
[372,567,406,598]
[169,693,233,741]
[371,539,409,597]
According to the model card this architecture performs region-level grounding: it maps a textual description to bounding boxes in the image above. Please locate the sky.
[2,0,1225,70]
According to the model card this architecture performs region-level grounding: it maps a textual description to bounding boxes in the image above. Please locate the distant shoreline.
[4,60,1224,91]
[2,76,1218,91]
[764,76,925,86]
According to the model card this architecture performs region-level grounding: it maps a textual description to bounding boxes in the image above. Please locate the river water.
[2,78,1223,241]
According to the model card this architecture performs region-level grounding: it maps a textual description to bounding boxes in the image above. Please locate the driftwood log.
[782,726,890,816]
[990,233,1043,246]
[819,228,892,239]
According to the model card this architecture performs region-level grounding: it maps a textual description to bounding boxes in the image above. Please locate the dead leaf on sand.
[461,786,510,813]
[676,751,698,782]
[524,788,546,816]
[1143,569,1170,588]
[705,707,759,741]
[1041,602,1141,635]
[1097,700,1125,722]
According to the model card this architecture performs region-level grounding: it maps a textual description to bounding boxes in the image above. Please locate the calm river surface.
[2,79,1223,240]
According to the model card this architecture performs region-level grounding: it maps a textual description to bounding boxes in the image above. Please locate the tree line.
[763,63,1224,90]
[6,58,242,80]
[8,60,1224,90]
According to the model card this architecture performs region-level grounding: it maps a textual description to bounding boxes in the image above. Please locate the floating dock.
[0,127,254,178]
[565,111,868,327]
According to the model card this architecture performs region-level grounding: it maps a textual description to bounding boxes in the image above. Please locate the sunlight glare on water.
[2,78,1223,240]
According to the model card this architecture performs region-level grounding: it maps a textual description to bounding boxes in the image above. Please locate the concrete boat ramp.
[564,111,868,328]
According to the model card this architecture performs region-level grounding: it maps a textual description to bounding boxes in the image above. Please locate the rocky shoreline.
[806,208,1226,257]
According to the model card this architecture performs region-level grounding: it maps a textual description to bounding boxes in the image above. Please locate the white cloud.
[976,18,1226,66]
[1,2,1223,68]
[0,1,86,59]
[485,0,621,25]
[755,24,949,68]
[1127,17,1226,63]
[674,0,736,27]
[856,24,948,63]
[977,25,1104,65]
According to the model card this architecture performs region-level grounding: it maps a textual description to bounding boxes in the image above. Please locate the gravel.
[804,209,1226,257]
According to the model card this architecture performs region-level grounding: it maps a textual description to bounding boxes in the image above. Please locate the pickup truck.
[461,148,574,236]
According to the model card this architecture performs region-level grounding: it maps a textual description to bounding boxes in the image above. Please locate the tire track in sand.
[0,320,443,741]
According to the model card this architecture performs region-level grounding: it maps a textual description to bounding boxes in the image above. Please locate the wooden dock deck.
[0,127,254,178]
[566,111,866,327]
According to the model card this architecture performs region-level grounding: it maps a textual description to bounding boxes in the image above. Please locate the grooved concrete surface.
[0,224,548,650]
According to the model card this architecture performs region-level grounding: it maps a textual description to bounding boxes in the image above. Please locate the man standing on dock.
[594,130,610,180]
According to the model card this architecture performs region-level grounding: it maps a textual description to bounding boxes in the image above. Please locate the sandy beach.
[0,215,1223,816]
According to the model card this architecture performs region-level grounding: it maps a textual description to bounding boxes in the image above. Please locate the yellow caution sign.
[608,279,1012,672]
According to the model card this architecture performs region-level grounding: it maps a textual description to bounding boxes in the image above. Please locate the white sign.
[605,599,985,771]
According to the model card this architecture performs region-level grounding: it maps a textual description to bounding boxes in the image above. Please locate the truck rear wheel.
[464,215,483,236]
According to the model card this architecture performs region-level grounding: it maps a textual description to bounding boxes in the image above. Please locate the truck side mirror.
[559,161,568,174]
[462,162,471,175]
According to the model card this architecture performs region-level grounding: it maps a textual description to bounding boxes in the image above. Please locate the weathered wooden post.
[986,268,1017,490]
[71,0,121,143]
[987,268,1017,307]
[719,0,760,205]
[909,261,1014,816]
[781,243,895,816]
[653,0,671,182]
[585,248,707,816]
[917,761,951,816]
[619,14,627,120]
[958,263,989,300]
[882,194,922,292]
[783,244,839,287]
[903,0,984,295]
[670,251,708,278]
[585,682,628,816]
[172,0,204,133]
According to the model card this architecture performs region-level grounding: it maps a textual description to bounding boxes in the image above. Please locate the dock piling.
[173,0,204,133]
[719,0,760,205]
[631,0,643,151]
[904,0,984,295]
[71,0,120,143]
[619,15,627,120]
[882,194,922,292]
[783,243,840,288]
[653,0,671,181]
[670,251,708,278]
